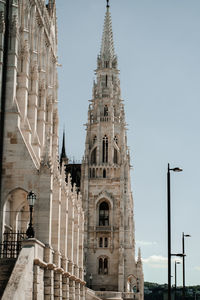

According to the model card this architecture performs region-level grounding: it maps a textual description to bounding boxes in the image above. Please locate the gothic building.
[0,1,87,299]
[81,3,144,300]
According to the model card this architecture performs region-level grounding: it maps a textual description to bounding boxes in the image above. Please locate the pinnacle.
[100,6,115,61]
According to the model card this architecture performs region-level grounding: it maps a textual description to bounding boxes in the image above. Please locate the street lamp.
[167,163,183,300]
[175,261,181,300]
[182,232,191,300]
[89,273,93,289]
[26,191,36,238]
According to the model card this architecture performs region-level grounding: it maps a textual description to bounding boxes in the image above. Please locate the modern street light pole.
[167,163,183,300]
[182,232,191,300]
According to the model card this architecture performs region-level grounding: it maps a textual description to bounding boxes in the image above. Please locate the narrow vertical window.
[104,105,108,116]
[106,75,108,87]
[99,258,103,274]
[103,169,106,178]
[99,202,109,226]
[102,135,108,163]
[114,148,118,164]
[99,237,103,248]
[104,258,108,274]
[104,237,108,248]
[91,147,97,165]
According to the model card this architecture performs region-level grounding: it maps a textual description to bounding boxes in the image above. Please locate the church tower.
[81,2,144,299]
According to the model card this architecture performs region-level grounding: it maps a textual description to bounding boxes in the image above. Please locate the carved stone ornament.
[0,11,5,34]
[10,15,18,37]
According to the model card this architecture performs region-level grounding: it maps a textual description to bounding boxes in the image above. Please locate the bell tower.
[81,2,144,299]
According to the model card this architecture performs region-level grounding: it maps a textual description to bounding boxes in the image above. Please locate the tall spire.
[100,1,115,62]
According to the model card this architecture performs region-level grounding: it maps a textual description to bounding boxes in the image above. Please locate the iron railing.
[0,232,26,258]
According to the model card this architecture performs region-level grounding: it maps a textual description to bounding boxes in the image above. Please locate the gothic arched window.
[102,135,108,163]
[104,258,108,274]
[103,169,106,178]
[99,258,103,274]
[99,202,109,226]
[98,257,109,275]
[91,147,97,165]
[93,135,97,144]
[114,148,118,164]
[99,237,103,248]
[104,105,108,116]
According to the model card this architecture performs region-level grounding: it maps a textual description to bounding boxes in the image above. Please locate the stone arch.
[3,188,30,234]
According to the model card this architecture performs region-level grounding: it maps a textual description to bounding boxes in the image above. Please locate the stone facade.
[81,4,144,300]
[0,0,86,299]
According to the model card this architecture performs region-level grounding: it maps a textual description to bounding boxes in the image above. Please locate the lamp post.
[175,261,181,300]
[182,232,191,300]
[26,191,36,238]
[167,163,183,300]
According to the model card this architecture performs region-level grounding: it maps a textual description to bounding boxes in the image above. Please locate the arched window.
[92,168,95,178]
[99,258,103,274]
[114,148,118,164]
[91,147,97,165]
[104,105,108,116]
[99,202,109,226]
[106,75,108,87]
[102,135,108,163]
[93,135,97,144]
[98,257,109,275]
[104,258,108,274]
[114,136,118,144]
[103,169,106,178]
[99,237,103,248]
[104,237,108,248]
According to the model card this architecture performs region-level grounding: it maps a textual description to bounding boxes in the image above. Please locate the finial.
[106,0,110,8]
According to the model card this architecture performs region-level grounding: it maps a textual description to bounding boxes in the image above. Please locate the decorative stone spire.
[100,2,115,62]
[60,130,68,166]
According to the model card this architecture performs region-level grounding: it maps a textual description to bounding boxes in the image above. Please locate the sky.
[56,0,200,285]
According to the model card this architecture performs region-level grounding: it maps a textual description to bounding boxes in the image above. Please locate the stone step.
[0,258,16,298]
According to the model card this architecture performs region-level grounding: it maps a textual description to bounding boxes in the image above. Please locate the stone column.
[44,267,54,300]
[75,281,81,300]
[69,277,76,300]
[54,270,62,300]
[62,275,69,300]
[33,265,44,300]
[80,284,86,300]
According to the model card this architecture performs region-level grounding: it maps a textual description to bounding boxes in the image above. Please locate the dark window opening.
[99,258,103,274]
[103,169,106,178]
[104,237,108,248]
[99,202,109,226]
[98,257,108,275]
[92,168,95,178]
[91,147,97,165]
[99,237,103,248]
[104,105,108,116]
[106,75,108,87]
[104,258,108,274]
[114,148,118,164]
[102,135,108,163]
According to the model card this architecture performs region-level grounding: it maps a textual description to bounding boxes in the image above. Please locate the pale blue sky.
[57,0,200,285]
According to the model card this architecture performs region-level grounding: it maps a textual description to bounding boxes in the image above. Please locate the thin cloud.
[195,266,200,271]
[143,255,181,269]
[136,240,157,246]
